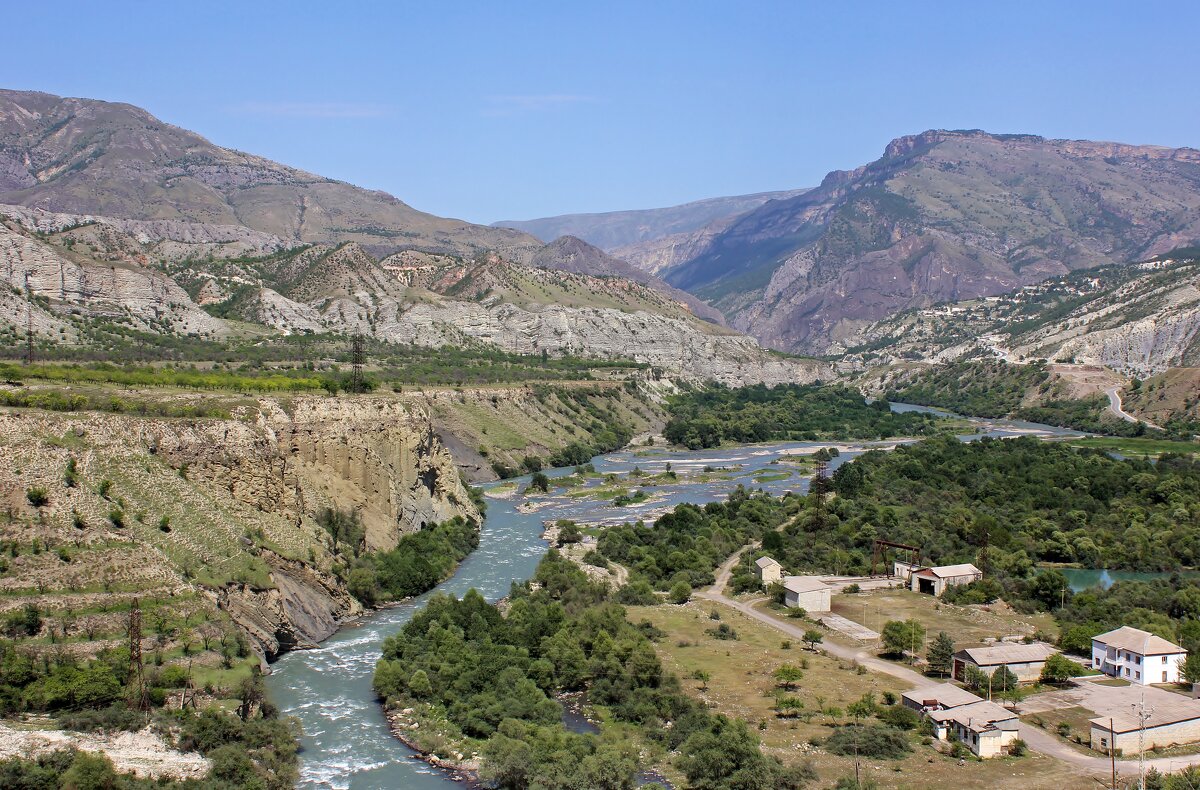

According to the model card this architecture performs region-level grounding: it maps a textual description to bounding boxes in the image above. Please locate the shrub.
[25,487,49,508]
[1009,738,1028,757]
[877,704,919,730]
[669,581,692,605]
[824,724,912,759]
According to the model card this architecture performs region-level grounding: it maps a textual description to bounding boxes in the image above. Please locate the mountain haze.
[493,189,807,251]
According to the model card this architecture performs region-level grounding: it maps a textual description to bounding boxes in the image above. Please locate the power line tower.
[349,331,366,393]
[1132,692,1154,790]
[810,460,829,531]
[24,273,34,365]
[127,597,149,711]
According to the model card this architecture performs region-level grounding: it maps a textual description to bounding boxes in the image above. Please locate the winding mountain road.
[1106,386,1161,430]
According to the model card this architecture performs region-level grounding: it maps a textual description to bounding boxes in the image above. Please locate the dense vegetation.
[338,516,481,606]
[373,552,814,789]
[1015,394,1147,437]
[597,487,799,590]
[884,360,1050,418]
[776,435,1200,574]
[0,635,299,789]
[663,383,944,449]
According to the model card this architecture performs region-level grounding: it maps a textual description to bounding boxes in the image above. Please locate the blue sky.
[5,1,1198,223]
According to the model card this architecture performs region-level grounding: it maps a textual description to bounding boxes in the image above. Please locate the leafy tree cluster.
[373,551,814,789]
[804,435,1200,573]
[1016,395,1148,438]
[343,516,480,606]
[597,487,799,590]
[663,383,944,449]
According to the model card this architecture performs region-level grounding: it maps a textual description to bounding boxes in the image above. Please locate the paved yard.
[1023,676,1200,722]
[818,611,880,640]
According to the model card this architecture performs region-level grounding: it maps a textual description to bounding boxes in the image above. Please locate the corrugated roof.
[928,700,1017,733]
[755,557,781,569]
[1093,626,1184,656]
[782,575,829,594]
[954,641,1058,666]
[901,682,983,710]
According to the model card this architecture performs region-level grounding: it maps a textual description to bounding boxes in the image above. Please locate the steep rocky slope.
[663,130,1200,353]
[0,89,539,260]
[846,254,1200,377]
[493,189,807,250]
[0,391,472,660]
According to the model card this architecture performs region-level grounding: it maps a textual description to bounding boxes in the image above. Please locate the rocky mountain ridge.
[661,129,1200,354]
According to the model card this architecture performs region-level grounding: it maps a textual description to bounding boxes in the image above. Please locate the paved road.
[1106,386,1161,430]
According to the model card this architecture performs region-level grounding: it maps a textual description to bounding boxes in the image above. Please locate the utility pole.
[24,273,34,365]
[811,460,828,532]
[1110,717,1117,790]
[349,331,366,393]
[127,597,148,711]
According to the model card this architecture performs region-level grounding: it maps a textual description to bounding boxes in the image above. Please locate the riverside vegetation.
[372,550,818,789]
[662,383,944,449]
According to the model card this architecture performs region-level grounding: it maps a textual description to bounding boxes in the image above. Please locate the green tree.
[1181,654,1200,685]
[669,581,692,605]
[926,631,955,677]
[528,472,550,493]
[773,664,804,690]
[992,665,1019,696]
[1040,653,1083,684]
[60,751,118,790]
[880,619,925,660]
[409,669,433,698]
[25,487,49,508]
[802,629,823,651]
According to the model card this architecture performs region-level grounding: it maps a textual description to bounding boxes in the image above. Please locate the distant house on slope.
[755,556,783,586]
[1092,626,1187,686]
[781,576,831,612]
[952,642,1059,683]
[910,563,982,596]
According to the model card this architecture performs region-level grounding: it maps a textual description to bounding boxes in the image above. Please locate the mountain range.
[0,89,823,384]
[492,189,807,251]
[648,130,1200,354]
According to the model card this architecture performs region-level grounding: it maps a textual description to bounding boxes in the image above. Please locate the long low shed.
[1091,699,1200,754]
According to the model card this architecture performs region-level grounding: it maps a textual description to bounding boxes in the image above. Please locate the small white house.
[926,700,1020,758]
[910,563,982,596]
[782,576,831,612]
[755,556,783,586]
[1091,626,1188,686]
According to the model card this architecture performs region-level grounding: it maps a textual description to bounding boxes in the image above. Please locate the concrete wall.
[786,587,831,612]
[757,564,782,585]
[1092,718,1200,754]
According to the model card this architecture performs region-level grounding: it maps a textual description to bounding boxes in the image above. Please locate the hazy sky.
[5,1,1198,223]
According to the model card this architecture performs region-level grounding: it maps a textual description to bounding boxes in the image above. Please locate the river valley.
[264,409,1081,789]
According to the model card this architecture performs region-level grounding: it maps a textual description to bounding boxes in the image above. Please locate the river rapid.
[264,407,1080,789]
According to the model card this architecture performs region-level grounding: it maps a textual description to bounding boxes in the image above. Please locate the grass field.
[1063,436,1199,457]
[629,601,1094,789]
[830,588,1060,651]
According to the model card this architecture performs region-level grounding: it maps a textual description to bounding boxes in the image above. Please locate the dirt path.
[700,550,1200,779]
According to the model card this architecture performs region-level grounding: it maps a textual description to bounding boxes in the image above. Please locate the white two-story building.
[1092,626,1188,686]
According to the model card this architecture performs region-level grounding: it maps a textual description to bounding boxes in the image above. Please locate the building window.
[1135,671,1140,680]
[1125,668,1130,676]
[1163,671,1169,682]
[1136,656,1142,665]
[1095,658,1100,667]
[1164,656,1169,664]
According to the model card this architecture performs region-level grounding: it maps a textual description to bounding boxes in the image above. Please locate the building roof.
[927,701,1017,733]
[755,556,782,569]
[901,683,983,710]
[781,575,829,594]
[1093,626,1185,656]
[1091,696,1200,733]
[915,563,982,579]
[953,641,1058,667]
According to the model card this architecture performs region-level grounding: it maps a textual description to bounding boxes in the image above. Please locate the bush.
[1009,738,1028,756]
[824,724,912,759]
[877,704,919,730]
[669,581,692,605]
[25,487,49,508]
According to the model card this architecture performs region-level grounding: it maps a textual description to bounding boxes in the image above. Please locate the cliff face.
[0,393,475,660]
